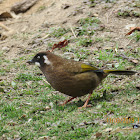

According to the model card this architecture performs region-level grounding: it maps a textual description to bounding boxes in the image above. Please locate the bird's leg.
[61,97,76,106]
[78,91,92,109]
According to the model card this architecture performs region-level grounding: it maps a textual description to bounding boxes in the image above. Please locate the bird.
[27,51,137,108]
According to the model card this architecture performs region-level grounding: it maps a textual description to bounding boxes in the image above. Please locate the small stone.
[79,122,85,126]
[104,128,113,132]
[106,64,113,68]
[125,24,136,29]
[46,122,51,126]
[61,4,70,9]
[125,66,134,70]
[62,20,67,24]
[131,59,138,64]
[96,104,102,109]
[83,0,89,3]
[93,13,98,17]
[42,21,50,28]
[2,46,10,51]
[45,106,50,110]
[136,84,140,90]
[49,102,53,108]
[84,121,95,125]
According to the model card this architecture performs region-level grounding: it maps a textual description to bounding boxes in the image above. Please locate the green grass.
[37,5,46,12]
[117,9,140,17]
[75,17,102,36]
[77,37,93,47]
[49,27,70,38]
[0,44,139,139]
[128,31,140,42]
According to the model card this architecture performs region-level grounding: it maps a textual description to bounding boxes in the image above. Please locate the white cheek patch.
[37,56,40,59]
[43,55,51,65]
[35,62,41,67]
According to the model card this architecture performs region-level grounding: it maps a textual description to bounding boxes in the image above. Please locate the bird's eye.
[37,56,40,59]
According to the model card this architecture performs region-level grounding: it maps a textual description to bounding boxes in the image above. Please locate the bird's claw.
[78,104,92,109]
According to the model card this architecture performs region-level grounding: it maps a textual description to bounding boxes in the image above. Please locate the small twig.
[42,78,50,85]
[70,27,77,38]
[6,20,28,25]
[119,78,129,87]
[115,53,129,60]
[0,40,7,44]
[125,39,133,47]
[42,34,50,39]
[106,7,115,24]
[0,22,11,31]
[115,53,139,64]
[0,22,14,40]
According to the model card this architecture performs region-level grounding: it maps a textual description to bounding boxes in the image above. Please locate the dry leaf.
[21,114,26,118]
[95,132,102,138]
[126,27,140,36]
[51,40,68,52]
[19,114,26,119]
[8,122,17,126]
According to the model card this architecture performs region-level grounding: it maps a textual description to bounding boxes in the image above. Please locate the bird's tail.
[103,70,137,75]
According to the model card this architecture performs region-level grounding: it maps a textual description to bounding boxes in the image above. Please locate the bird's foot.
[78,93,92,109]
[59,102,67,106]
[59,97,76,106]
[78,104,92,109]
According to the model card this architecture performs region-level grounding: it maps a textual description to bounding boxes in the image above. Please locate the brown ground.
[0,0,139,79]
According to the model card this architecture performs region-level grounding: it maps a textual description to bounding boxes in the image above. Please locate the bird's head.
[27,51,51,67]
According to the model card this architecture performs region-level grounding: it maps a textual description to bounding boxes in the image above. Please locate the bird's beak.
[26,60,35,65]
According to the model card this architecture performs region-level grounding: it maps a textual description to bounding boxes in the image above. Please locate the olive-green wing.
[61,59,99,74]
[81,63,99,72]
